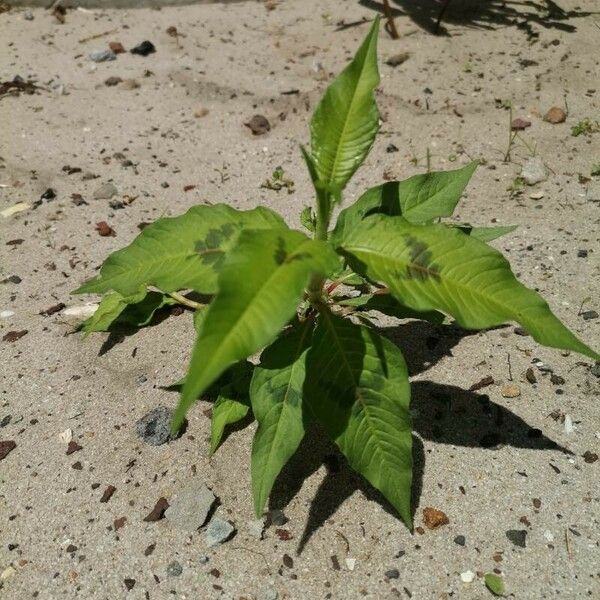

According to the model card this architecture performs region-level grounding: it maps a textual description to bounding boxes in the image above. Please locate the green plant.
[74,18,598,528]
[571,118,600,137]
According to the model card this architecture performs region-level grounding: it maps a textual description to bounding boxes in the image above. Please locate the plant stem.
[308,189,330,302]
[168,291,204,310]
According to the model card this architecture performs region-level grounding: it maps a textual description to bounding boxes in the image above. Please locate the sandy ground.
[1,1,599,599]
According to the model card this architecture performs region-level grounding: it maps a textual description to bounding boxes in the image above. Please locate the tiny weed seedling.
[75,19,598,527]
[571,118,600,137]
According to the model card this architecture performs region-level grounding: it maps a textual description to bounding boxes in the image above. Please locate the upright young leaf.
[340,215,599,360]
[310,17,380,194]
[331,162,477,245]
[250,321,313,516]
[303,309,413,526]
[172,229,340,433]
[74,204,285,297]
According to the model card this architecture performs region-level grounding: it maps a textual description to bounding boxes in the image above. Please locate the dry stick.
[78,29,118,44]
[382,0,400,39]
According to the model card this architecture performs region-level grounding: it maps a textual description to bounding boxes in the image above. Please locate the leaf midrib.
[321,48,376,187]
[319,310,396,467]
[191,240,318,404]
[256,322,311,508]
[344,241,525,323]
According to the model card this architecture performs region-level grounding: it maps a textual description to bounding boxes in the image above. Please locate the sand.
[1,1,599,598]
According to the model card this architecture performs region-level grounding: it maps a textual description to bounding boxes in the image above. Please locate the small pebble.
[131,41,156,56]
[247,517,266,539]
[460,570,475,583]
[256,587,279,600]
[453,535,466,546]
[581,310,598,320]
[501,384,521,398]
[105,76,122,87]
[385,568,400,579]
[345,557,356,571]
[521,157,548,185]
[89,49,116,63]
[135,406,173,446]
[543,106,567,124]
[0,310,15,318]
[506,529,527,548]
[166,561,183,577]
[164,481,215,530]
[93,182,118,200]
[204,517,235,547]
[121,79,140,90]
[564,414,574,434]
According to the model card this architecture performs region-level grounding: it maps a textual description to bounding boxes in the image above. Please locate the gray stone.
[267,509,288,527]
[247,517,266,540]
[453,535,466,546]
[581,310,598,321]
[385,568,400,579]
[506,529,527,548]
[166,560,183,577]
[89,49,117,63]
[93,182,118,200]
[164,481,215,530]
[204,517,235,547]
[135,406,172,446]
[520,157,548,185]
[256,587,279,600]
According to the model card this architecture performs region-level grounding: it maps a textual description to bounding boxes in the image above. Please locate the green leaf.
[82,290,177,334]
[81,288,146,334]
[331,162,478,245]
[484,573,505,596]
[340,215,599,361]
[457,224,517,242]
[73,204,285,297]
[172,228,340,433]
[250,321,312,516]
[299,206,316,233]
[310,17,380,194]
[304,309,413,526]
[337,293,445,324]
[210,384,250,455]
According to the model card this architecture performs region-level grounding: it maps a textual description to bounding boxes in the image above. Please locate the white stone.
[0,310,14,318]
[59,429,73,444]
[460,570,475,583]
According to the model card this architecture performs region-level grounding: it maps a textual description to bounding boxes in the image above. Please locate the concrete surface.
[1,1,599,599]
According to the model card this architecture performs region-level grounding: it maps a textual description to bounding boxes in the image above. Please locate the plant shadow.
[359,0,597,36]
[270,378,568,554]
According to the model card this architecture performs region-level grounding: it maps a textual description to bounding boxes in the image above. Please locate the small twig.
[504,103,515,163]
[382,0,400,39]
[564,528,574,560]
[78,28,118,44]
[168,292,204,310]
[335,530,351,554]
[231,546,271,572]
[507,352,513,381]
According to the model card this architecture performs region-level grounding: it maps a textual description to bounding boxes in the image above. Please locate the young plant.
[74,18,598,528]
